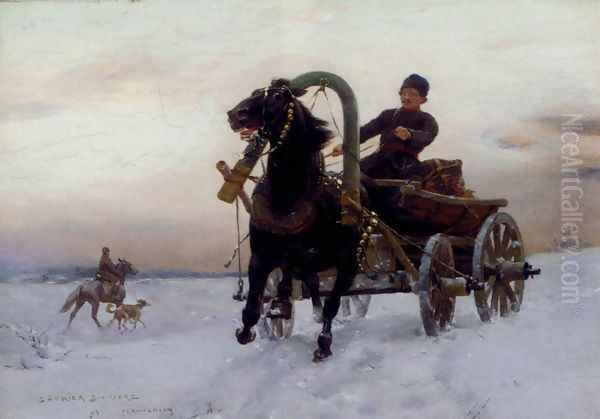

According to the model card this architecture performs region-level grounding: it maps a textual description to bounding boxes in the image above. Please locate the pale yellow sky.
[1,0,599,271]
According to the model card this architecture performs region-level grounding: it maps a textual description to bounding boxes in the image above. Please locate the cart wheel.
[472,212,525,322]
[419,234,456,337]
[341,295,371,318]
[260,269,295,339]
[271,304,295,338]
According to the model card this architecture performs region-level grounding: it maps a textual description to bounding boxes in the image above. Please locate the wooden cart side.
[373,179,508,207]
[373,180,508,236]
[403,188,508,208]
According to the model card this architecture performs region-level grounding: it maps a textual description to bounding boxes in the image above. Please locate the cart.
[256,71,540,339]
[219,71,541,340]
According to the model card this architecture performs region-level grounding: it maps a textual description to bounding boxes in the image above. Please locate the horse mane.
[270,78,334,152]
[262,78,336,213]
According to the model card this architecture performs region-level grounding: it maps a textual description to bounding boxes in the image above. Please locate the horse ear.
[270,78,290,88]
[291,87,308,97]
[270,78,307,98]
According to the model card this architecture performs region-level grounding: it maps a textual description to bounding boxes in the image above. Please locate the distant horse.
[227,78,362,361]
[59,259,138,329]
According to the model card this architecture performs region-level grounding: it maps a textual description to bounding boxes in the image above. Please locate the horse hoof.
[312,348,332,362]
[318,332,332,348]
[235,328,256,345]
[313,332,332,362]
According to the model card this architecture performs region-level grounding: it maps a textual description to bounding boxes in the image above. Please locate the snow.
[1,0,599,270]
[1,249,599,419]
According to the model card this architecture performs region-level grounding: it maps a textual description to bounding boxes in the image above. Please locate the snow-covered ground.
[1,249,599,419]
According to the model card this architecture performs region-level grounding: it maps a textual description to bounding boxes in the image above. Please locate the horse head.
[227,78,333,153]
[227,79,334,213]
[117,258,138,278]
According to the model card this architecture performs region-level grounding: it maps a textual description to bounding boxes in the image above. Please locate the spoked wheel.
[419,234,457,337]
[340,274,371,318]
[340,295,372,318]
[258,269,295,339]
[339,234,392,319]
[473,212,525,322]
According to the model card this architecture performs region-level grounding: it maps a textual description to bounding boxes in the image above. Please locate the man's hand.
[393,126,411,141]
[330,144,344,157]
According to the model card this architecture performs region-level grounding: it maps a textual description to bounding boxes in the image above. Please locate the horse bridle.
[253,86,297,148]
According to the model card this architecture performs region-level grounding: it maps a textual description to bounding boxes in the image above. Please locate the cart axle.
[439,276,478,297]
[485,261,542,282]
[440,261,541,298]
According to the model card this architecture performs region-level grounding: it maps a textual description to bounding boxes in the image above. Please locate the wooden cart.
[219,71,540,339]
[261,177,541,339]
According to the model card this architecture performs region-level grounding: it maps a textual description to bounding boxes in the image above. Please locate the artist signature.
[39,393,175,418]
[122,407,174,416]
[88,407,175,418]
[39,393,140,403]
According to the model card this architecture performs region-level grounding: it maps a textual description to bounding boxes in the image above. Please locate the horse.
[59,258,138,329]
[227,78,362,361]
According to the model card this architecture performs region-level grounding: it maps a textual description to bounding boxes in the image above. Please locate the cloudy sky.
[0,0,599,272]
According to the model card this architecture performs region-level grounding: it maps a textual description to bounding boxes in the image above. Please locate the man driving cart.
[331,73,438,182]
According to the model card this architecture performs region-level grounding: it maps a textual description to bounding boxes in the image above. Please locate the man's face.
[399,87,427,111]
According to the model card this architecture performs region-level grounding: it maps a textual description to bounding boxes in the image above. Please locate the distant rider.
[97,247,122,299]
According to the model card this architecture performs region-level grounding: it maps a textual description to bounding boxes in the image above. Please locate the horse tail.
[60,286,81,313]
[106,303,117,314]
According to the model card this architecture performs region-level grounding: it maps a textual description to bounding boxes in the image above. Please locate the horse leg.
[68,300,85,329]
[303,272,323,323]
[115,284,125,306]
[268,268,293,319]
[236,254,273,345]
[313,255,356,362]
[91,301,102,328]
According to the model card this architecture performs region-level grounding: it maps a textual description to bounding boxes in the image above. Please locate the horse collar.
[279,101,295,141]
[260,99,296,145]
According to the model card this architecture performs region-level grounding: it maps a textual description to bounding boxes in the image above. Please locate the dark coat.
[359,108,438,179]
[360,107,438,157]
[98,254,121,284]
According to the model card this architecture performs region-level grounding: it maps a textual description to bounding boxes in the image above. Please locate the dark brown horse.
[59,258,138,329]
[227,79,361,361]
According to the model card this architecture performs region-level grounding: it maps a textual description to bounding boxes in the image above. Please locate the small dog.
[106,299,149,331]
